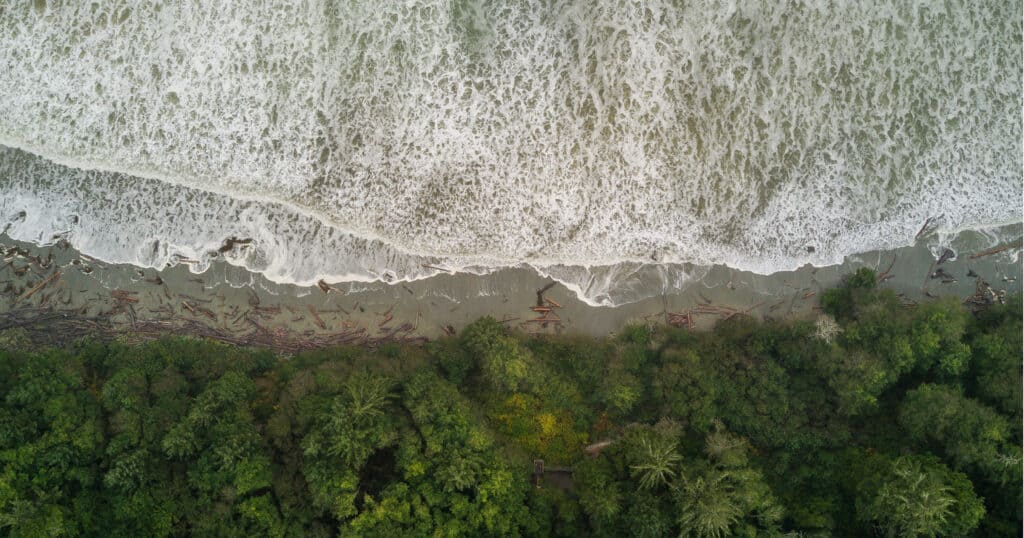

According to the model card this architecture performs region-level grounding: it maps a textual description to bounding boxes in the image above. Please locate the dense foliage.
[0,270,1020,536]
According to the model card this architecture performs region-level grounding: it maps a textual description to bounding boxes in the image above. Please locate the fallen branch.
[317,279,339,293]
[307,305,327,329]
[218,237,253,254]
[915,215,943,241]
[877,254,897,281]
[195,306,217,321]
[969,240,1023,260]
[15,271,61,304]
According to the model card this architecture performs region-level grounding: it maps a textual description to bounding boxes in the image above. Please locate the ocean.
[0,0,1020,306]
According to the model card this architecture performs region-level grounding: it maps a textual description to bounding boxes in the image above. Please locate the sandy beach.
[0,224,1019,349]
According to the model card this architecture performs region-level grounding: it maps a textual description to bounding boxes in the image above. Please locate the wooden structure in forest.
[532,458,575,490]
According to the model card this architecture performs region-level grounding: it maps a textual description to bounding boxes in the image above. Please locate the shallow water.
[0,1,1021,306]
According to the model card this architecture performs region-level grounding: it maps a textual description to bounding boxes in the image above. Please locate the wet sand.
[0,225,1020,348]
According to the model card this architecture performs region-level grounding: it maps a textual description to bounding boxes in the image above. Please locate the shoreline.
[3,142,1021,307]
[0,226,1020,351]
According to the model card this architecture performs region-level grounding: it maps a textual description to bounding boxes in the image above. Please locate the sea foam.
[0,1,1021,306]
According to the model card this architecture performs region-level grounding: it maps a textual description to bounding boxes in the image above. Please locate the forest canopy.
[0,269,1020,537]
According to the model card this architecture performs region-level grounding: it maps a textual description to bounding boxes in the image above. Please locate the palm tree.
[869,458,955,537]
[630,435,683,490]
[675,469,742,538]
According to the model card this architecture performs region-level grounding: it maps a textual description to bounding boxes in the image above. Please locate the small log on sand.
[195,306,217,321]
[969,240,1023,260]
[317,279,338,293]
[15,271,61,304]
[877,255,897,282]
[307,305,327,329]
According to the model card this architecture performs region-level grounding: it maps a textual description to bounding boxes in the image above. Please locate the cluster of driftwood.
[696,302,764,320]
[1,240,102,308]
[146,290,423,352]
[2,273,68,309]
[665,301,767,329]
[657,234,1021,331]
[0,242,425,352]
[3,231,1022,351]
[0,298,425,353]
[666,311,693,328]
[919,239,1019,306]
[963,278,1006,312]
[520,282,564,332]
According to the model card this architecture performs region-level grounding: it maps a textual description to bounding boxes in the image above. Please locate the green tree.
[968,299,1023,427]
[344,372,536,536]
[674,423,782,537]
[574,456,623,529]
[461,317,531,393]
[301,372,397,520]
[427,337,474,385]
[675,468,744,538]
[898,384,1021,484]
[626,420,685,491]
[631,435,682,490]
[0,348,103,537]
[160,369,279,535]
[906,301,972,377]
[821,267,880,320]
[99,342,190,536]
[859,455,984,537]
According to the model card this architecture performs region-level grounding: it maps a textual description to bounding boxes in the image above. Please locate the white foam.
[0,1,1021,306]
